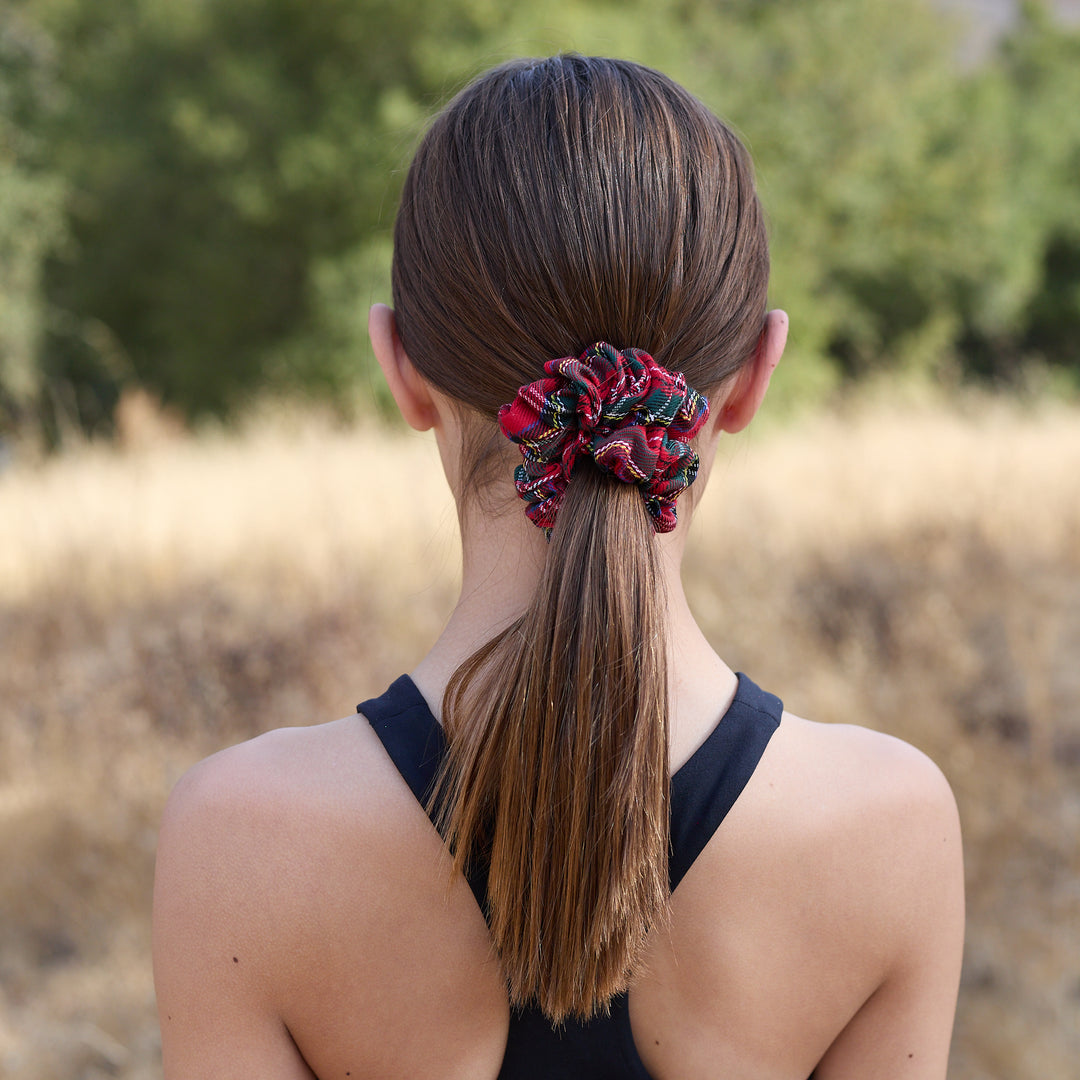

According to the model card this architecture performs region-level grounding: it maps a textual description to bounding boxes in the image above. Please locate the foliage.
[993,1,1080,381]
[1,0,1079,438]
[0,5,65,432]
[34,0,469,431]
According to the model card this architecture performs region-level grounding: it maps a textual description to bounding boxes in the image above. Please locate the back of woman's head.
[390,55,770,1024]
[393,54,769,414]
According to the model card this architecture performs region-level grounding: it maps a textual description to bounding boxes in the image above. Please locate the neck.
[410,488,737,766]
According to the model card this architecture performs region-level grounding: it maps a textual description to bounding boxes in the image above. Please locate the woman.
[153,55,964,1079]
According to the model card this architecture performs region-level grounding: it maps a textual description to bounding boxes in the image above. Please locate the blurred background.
[1,0,1078,1077]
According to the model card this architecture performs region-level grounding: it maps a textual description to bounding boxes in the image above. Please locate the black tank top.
[358,672,782,1079]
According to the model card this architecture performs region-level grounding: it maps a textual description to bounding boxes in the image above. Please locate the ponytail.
[436,464,669,1022]
[389,52,771,1023]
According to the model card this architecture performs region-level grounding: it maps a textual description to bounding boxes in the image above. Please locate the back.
[153,671,963,1080]
[363,672,782,1078]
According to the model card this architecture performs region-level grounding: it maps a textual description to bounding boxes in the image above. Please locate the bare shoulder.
[151,719,382,1077]
[785,711,958,798]
[753,712,964,1077]
[156,719,397,920]
[670,710,965,1078]
[772,712,961,855]
[747,712,962,917]
[154,714,442,974]
[158,716,402,851]
[153,718,404,994]
[153,717,506,1080]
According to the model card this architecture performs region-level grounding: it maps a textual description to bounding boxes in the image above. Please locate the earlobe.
[368,303,438,432]
[715,309,788,434]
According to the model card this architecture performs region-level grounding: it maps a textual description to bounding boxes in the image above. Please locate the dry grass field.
[1,395,1078,1079]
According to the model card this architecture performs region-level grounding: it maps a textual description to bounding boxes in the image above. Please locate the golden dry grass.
[1,395,1078,1079]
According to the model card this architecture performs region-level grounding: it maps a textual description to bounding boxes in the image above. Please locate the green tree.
[991,1,1080,382]
[33,0,531,427]
[0,5,65,433]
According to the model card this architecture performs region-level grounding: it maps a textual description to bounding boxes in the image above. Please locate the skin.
[153,306,965,1079]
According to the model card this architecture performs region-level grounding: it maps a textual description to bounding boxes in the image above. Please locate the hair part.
[392,54,769,1021]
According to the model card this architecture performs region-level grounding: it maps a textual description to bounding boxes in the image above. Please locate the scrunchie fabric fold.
[497,343,709,534]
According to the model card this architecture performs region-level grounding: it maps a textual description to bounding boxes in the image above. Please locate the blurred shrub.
[0,6,66,434]
[33,0,465,434]
[1,0,1079,439]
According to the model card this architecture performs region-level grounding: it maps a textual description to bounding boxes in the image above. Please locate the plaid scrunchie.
[497,342,709,534]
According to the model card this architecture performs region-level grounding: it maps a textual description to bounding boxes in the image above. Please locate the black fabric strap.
[358,675,489,908]
[667,673,782,892]
[359,672,782,913]
[358,672,783,1080]
[359,675,448,804]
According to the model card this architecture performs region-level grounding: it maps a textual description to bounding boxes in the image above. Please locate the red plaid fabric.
[497,343,709,534]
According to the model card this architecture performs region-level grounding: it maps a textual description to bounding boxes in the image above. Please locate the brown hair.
[391,55,769,1021]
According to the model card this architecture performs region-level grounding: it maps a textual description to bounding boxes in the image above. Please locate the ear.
[714,309,788,434]
[369,303,439,432]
